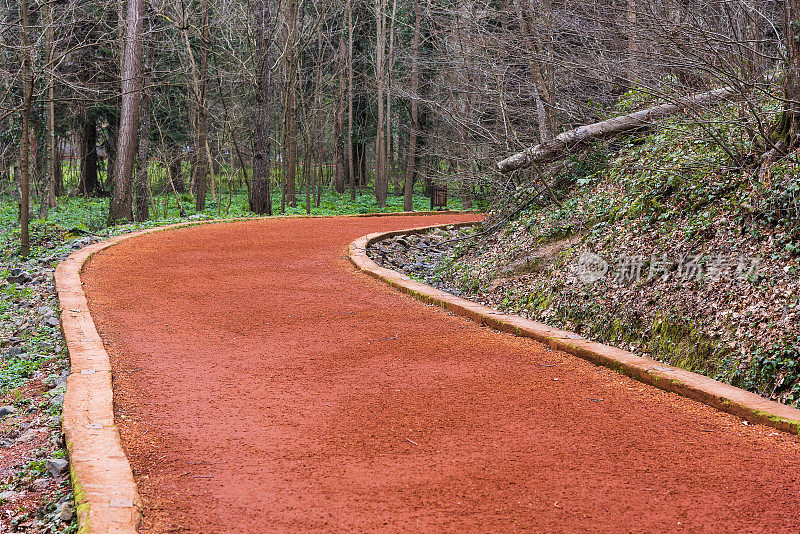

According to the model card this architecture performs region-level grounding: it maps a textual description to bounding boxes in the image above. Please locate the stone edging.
[348,224,800,436]
[54,210,473,533]
[56,235,147,533]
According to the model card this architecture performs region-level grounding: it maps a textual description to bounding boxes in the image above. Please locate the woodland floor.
[81,214,800,533]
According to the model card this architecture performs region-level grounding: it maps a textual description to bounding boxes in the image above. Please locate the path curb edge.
[348,224,800,436]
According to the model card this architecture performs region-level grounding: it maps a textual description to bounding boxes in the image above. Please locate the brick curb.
[55,211,474,533]
[348,224,800,436]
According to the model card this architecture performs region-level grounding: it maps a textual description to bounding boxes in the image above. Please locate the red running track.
[82,215,800,532]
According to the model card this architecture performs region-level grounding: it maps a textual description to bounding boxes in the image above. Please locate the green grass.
[0,358,41,398]
[1,184,481,263]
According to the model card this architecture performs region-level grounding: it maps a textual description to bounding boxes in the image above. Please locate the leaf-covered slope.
[440,110,800,405]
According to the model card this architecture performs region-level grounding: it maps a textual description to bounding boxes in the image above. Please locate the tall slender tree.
[281,0,299,210]
[41,1,57,218]
[334,26,347,194]
[192,0,210,212]
[347,0,356,201]
[109,0,145,224]
[18,0,34,256]
[385,0,398,195]
[777,0,800,147]
[250,0,273,215]
[403,0,421,212]
[374,0,388,207]
[134,25,155,222]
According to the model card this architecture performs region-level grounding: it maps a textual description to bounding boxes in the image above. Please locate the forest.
[3,0,800,531]
[1,0,796,257]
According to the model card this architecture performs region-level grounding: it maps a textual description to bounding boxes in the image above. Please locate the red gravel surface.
[82,215,800,533]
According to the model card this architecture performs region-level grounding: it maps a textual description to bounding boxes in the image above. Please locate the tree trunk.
[312,14,325,208]
[134,31,154,222]
[347,0,356,201]
[374,0,388,207]
[354,140,366,189]
[79,116,100,196]
[171,155,185,193]
[304,145,311,214]
[109,0,145,224]
[54,140,64,197]
[386,0,399,192]
[461,182,473,210]
[627,0,638,80]
[512,0,560,141]
[192,0,210,212]
[777,0,800,147]
[282,0,298,209]
[334,31,347,194]
[250,0,273,214]
[403,0,421,212]
[497,85,739,173]
[19,0,33,256]
[41,2,57,218]
[385,0,398,197]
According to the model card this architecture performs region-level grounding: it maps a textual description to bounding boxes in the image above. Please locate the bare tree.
[281,0,299,211]
[134,24,155,222]
[347,0,355,201]
[40,1,57,218]
[776,0,800,148]
[403,0,421,212]
[193,0,210,212]
[250,0,273,215]
[109,0,145,224]
[334,25,347,194]
[374,0,388,207]
[18,0,34,256]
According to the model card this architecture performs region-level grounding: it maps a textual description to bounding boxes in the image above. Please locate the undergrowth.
[440,94,800,406]
[1,187,476,263]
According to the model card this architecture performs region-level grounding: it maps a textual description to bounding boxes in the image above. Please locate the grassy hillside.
[438,103,800,406]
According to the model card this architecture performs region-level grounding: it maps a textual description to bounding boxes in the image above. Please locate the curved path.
[82,215,800,532]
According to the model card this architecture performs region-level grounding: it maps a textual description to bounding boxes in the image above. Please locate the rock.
[15,428,43,443]
[55,372,68,389]
[46,253,68,263]
[0,490,21,502]
[32,478,50,489]
[58,503,74,522]
[7,268,32,284]
[1,347,24,360]
[0,405,15,417]
[409,262,432,273]
[46,458,69,478]
[45,315,60,327]
[49,393,64,407]
[37,306,54,316]
[71,237,94,250]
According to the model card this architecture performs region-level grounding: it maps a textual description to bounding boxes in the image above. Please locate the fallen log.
[496,86,738,174]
